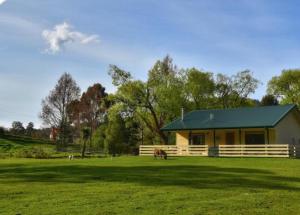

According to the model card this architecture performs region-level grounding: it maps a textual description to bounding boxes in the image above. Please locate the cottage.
[140,104,300,157]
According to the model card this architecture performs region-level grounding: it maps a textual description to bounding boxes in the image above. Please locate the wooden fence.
[218,144,289,157]
[139,145,208,156]
[139,145,178,156]
[139,144,291,157]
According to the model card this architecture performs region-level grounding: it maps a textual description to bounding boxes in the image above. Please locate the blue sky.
[1,0,300,128]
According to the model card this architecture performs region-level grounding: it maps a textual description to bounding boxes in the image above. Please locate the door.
[245,132,265,144]
[226,132,235,145]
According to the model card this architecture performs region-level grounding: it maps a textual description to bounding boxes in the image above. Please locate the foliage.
[0,127,5,136]
[91,124,107,152]
[184,68,215,109]
[14,147,50,159]
[81,127,91,158]
[11,121,25,135]
[40,73,81,146]
[215,70,260,108]
[260,94,279,106]
[104,105,128,156]
[267,69,300,107]
[108,65,132,86]
[25,122,34,136]
[109,56,186,144]
[68,83,108,151]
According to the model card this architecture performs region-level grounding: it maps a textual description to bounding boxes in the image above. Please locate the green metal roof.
[161,104,297,131]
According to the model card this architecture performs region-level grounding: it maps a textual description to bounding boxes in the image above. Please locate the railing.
[187,145,208,156]
[139,145,208,156]
[219,144,289,157]
[139,145,178,156]
[139,144,291,157]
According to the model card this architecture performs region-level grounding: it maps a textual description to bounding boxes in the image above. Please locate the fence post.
[265,144,267,157]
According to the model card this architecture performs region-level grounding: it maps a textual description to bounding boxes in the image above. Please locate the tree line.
[37,55,299,156]
[0,121,52,140]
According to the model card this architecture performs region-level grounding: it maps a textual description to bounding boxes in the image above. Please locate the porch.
[176,128,275,147]
[140,128,292,157]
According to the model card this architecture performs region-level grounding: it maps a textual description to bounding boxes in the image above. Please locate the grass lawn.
[1,157,300,215]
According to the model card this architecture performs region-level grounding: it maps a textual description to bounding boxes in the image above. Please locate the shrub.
[14,147,50,159]
[0,127,5,136]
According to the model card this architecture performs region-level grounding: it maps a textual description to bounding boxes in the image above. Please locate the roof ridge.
[191,104,295,113]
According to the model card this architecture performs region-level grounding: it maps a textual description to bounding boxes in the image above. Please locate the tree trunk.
[81,140,86,158]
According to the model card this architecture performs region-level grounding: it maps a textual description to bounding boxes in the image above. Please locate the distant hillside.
[0,135,55,157]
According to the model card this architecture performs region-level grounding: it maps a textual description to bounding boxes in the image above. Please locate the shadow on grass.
[1,162,300,191]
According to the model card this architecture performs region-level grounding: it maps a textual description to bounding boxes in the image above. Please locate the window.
[190,134,205,145]
[245,132,265,145]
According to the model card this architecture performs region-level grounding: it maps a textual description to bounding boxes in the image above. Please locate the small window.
[190,134,205,145]
[245,132,265,145]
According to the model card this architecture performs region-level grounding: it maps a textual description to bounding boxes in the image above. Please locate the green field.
[1,157,300,215]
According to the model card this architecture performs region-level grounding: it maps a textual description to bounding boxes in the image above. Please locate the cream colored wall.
[275,110,300,145]
[176,131,189,146]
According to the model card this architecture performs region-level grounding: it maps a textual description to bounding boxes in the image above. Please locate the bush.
[14,147,50,159]
[0,127,5,136]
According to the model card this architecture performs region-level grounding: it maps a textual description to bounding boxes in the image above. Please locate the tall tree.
[80,83,107,145]
[267,70,300,107]
[40,73,80,146]
[68,83,108,149]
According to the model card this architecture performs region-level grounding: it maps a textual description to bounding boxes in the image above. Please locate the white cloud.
[42,22,99,53]
[0,0,6,5]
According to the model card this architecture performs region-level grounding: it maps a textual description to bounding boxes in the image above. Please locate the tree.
[215,70,260,108]
[184,68,215,109]
[67,83,109,151]
[79,83,107,146]
[267,70,300,107]
[11,121,25,135]
[26,122,34,136]
[40,73,80,146]
[109,56,186,144]
[81,127,91,158]
[260,94,279,106]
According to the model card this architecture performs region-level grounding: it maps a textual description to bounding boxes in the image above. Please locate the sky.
[1,0,300,128]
